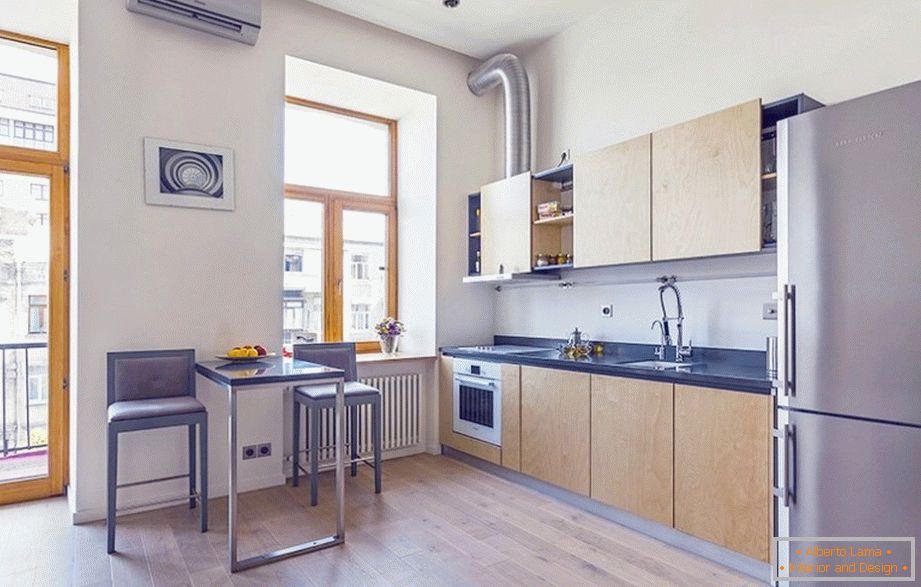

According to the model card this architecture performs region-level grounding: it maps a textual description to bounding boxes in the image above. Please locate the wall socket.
[242,442,272,460]
[600,304,614,318]
[762,302,778,320]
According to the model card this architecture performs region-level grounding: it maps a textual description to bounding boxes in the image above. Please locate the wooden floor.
[0,454,764,586]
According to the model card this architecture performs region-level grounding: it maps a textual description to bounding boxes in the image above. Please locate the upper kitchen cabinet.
[479,169,572,276]
[573,135,652,267]
[480,172,532,275]
[652,99,763,260]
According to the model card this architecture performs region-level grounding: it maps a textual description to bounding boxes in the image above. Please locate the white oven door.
[453,374,502,446]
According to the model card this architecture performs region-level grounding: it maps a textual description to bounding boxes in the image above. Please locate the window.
[28,295,47,334]
[28,372,48,404]
[350,254,369,280]
[284,98,397,352]
[284,252,303,272]
[350,304,370,334]
[31,182,48,200]
[0,118,8,136]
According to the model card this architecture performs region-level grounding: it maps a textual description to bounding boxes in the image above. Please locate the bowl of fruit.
[217,345,274,362]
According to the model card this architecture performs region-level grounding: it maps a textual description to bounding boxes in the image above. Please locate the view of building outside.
[283,201,388,345]
[0,37,56,474]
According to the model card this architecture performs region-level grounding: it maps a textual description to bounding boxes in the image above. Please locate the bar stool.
[292,342,382,506]
[106,349,208,554]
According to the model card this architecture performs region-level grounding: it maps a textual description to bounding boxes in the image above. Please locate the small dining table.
[195,356,346,572]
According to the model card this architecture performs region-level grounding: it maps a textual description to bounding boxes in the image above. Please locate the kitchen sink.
[621,360,697,370]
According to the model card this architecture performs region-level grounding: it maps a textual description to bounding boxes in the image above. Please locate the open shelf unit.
[531,163,574,271]
[760,94,823,247]
[467,192,481,276]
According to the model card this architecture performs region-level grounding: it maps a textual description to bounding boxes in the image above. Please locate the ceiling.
[307,0,609,59]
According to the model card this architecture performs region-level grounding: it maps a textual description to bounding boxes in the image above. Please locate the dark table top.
[195,356,344,387]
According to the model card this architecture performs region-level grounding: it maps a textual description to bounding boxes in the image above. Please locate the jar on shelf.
[556,252,567,265]
[535,254,549,267]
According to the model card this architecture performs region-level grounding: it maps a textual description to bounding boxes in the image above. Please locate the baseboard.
[442,446,772,584]
[71,472,285,525]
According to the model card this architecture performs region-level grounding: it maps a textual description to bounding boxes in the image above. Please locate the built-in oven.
[453,358,502,446]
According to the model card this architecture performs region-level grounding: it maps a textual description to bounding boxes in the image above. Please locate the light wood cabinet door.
[480,172,532,275]
[520,366,591,495]
[590,376,673,526]
[573,134,652,267]
[652,99,762,260]
[674,384,771,561]
[501,364,521,471]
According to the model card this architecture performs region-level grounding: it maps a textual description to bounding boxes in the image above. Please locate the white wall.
[74,0,498,521]
[495,0,921,349]
[1,0,74,43]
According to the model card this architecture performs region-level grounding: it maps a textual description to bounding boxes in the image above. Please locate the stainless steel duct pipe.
[467,53,531,178]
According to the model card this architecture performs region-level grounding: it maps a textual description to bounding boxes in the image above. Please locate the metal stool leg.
[199,416,208,533]
[107,426,118,554]
[188,424,197,509]
[350,405,358,477]
[309,402,320,506]
[372,397,382,494]
[292,395,301,487]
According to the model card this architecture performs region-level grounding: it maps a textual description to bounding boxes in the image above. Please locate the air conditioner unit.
[126,0,261,46]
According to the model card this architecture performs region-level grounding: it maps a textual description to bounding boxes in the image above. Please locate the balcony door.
[0,31,69,505]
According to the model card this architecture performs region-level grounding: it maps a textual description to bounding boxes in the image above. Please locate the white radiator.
[310,373,422,462]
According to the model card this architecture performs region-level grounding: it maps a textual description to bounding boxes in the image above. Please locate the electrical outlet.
[763,302,778,320]
[600,304,614,318]
[243,443,272,460]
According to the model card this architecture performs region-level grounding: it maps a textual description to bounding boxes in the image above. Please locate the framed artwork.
[144,138,235,211]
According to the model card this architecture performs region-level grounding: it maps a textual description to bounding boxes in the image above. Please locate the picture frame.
[143,138,235,211]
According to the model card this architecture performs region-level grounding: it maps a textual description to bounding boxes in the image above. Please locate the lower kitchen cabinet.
[500,364,522,471]
[674,384,771,562]
[520,366,591,495]
[438,356,502,465]
[590,375,674,526]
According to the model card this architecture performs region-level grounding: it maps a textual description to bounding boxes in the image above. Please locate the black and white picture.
[144,138,235,210]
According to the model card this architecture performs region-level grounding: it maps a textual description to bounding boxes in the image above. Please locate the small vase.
[379,334,400,354]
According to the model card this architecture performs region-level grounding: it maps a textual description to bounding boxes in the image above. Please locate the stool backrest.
[107,349,196,406]
[292,342,357,382]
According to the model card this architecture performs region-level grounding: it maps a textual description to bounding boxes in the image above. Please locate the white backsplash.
[494,254,778,351]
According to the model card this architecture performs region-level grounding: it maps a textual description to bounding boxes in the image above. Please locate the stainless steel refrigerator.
[775,80,921,585]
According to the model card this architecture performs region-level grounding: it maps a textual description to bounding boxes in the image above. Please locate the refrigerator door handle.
[772,424,796,507]
[782,284,797,396]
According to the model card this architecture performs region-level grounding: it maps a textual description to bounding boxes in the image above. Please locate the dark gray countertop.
[441,336,772,394]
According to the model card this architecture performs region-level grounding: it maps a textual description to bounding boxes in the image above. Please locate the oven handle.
[454,374,497,388]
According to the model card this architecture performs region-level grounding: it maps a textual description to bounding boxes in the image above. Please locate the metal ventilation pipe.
[467,53,531,178]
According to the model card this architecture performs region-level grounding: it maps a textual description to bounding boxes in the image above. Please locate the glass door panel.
[0,169,50,485]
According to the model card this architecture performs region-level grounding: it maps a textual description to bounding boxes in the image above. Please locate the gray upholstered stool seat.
[292,342,382,506]
[108,396,205,422]
[294,381,378,400]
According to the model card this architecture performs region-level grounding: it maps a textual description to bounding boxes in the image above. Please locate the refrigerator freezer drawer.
[776,408,920,585]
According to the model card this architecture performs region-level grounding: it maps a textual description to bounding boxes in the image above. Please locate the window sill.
[356,352,437,364]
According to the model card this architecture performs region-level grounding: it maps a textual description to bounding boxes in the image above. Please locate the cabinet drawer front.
[590,375,673,526]
[652,99,762,260]
[574,134,652,267]
[520,366,591,495]
[674,384,771,561]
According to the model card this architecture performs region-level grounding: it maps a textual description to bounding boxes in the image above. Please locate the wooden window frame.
[0,30,70,505]
[284,97,398,353]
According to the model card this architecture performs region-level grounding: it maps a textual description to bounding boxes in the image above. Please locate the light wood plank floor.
[0,454,764,586]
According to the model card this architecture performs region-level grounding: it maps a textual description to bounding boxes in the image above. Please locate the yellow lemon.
[246,348,258,358]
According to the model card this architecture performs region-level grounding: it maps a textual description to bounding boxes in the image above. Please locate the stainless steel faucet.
[650,320,668,360]
[657,276,693,362]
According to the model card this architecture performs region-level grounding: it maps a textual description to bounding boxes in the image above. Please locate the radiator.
[309,373,422,462]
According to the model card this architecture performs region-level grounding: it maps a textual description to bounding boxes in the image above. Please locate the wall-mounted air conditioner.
[126,0,261,46]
